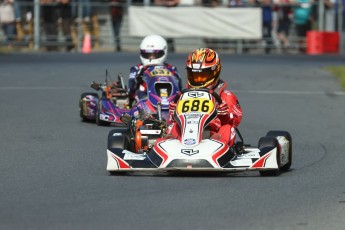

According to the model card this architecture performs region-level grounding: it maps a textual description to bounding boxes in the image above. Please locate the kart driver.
[128,34,182,107]
[168,48,243,147]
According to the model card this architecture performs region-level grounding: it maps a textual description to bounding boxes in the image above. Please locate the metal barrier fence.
[0,1,344,54]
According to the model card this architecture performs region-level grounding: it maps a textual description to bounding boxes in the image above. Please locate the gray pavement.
[0,53,345,230]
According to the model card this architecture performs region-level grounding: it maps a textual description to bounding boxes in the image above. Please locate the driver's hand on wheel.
[217,101,230,116]
[169,101,176,113]
[169,101,177,121]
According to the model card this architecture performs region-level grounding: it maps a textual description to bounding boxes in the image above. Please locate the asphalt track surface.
[1,53,345,230]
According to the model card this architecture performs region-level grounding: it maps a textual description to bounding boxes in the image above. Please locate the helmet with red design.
[186,48,221,89]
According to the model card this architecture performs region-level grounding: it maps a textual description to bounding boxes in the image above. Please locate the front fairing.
[173,91,217,147]
[141,66,180,110]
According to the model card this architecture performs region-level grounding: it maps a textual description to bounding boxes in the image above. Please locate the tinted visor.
[187,68,214,87]
[140,50,165,59]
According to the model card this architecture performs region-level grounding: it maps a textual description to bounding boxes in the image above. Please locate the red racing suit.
[168,80,243,147]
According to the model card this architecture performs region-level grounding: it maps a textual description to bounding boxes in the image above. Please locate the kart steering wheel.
[173,88,223,105]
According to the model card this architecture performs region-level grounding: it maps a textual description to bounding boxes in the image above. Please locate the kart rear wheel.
[258,136,280,176]
[79,92,98,121]
[266,131,292,172]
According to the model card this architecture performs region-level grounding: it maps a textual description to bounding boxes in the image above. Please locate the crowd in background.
[0,0,345,52]
[0,0,21,46]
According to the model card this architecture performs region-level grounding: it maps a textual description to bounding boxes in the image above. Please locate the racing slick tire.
[258,136,280,176]
[266,130,292,172]
[108,128,131,150]
[79,92,98,121]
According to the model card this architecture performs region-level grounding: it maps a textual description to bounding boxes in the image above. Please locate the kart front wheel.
[266,131,292,172]
[108,129,131,149]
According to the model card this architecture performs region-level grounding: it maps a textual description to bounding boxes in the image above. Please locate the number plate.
[176,98,214,114]
[150,69,172,77]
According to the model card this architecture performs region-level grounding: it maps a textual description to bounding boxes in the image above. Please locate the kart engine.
[135,120,167,152]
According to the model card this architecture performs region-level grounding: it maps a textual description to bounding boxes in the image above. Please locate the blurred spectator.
[238,0,259,53]
[247,0,259,6]
[228,0,249,52]
[197,0,218,7]
[132,0,154,5]
[57,0,75,51]
[155,0,180,6]
[12,0,23,41]
[154,0,180,52]
[335,0,345,31]
[131,0,143,5]
[41,0,59,51]
[179,0,195,5]
[0,0,17,44]
[71,0,94,50]
[292,0,313,52]
[72,0,91,20]
[12,0,20,19]
[229,0,245,7]
[200,0,219,49]
[324,0,335,31]
[110,0,125,52]
[274,0,292,51]
[261,0,274,53]
[15,0,34,44]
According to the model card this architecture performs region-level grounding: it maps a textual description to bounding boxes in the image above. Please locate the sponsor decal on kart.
[187,120,199,124]
[186,114,201,119]
[236,151,260,159]
[100,114,114,121]
[161,97,169,106]
[123,150,146,160]
[184,138,196,145]
[100,114,109,121]
[140,130,162,135]
[181,149,199,156]
[188,92,204,98]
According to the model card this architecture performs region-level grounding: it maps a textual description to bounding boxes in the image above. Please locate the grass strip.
[325,66,345,90]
